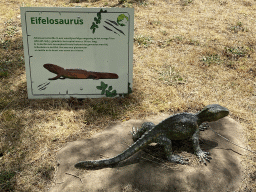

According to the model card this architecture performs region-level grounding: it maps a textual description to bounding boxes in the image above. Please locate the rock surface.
[49,115,246,192]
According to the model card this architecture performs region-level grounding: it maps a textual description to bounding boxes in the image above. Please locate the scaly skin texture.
[75,104,229,169]
[43,64,119,80]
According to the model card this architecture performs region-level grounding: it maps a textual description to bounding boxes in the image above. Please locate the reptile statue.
[43,64,119,80]
[75,104,229,169]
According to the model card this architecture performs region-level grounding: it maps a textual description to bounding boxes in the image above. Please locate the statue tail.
[74,129,155,169]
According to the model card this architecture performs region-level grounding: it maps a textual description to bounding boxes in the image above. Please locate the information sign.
[20,7,134,99]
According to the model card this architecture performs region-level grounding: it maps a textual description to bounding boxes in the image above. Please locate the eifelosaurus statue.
[75,104,229,169]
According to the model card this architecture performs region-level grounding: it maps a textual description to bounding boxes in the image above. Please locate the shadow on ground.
[50,115,246,192]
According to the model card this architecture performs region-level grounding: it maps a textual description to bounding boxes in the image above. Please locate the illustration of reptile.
[43,64,119,80]
[75,104,229,169]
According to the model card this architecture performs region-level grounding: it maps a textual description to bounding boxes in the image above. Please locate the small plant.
[90,9,107,34]
[223,46,248,60]
[229,22,248,33]
[134,35,152,47]
[161,30,167,36]
[201,54,221,66]
[96,81,117,97]
[140,1,148,6]
[122,2,133,7]
[180,0,193,6]
[158,67,185,85]
[225,61,236,69]
[187,39,200,46]
[0,170,16,191]
[36,165,54,180]
[4,19,18,38]
[149,20,161,26]
[171,35,184,44]
[0,70,8,78]
[118,0,126,4]
[70,0,80,3]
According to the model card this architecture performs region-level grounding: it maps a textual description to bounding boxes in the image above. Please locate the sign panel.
[20,7,134,99]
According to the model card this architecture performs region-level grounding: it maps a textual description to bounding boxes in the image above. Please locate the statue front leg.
[192,128,212,165]
[199,122,209,131]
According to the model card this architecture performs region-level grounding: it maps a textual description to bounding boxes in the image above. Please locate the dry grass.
[0,0,256,191]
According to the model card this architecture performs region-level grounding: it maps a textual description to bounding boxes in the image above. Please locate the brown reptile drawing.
[43,64,119,80]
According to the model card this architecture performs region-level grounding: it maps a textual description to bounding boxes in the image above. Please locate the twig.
[65,172,83,183]
[0,96,16,117]
[209,127,256,154]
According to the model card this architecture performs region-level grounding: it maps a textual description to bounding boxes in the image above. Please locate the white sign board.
[20,7,134,99]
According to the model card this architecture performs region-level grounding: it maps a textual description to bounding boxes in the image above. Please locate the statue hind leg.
[132,122,155,142]
[156,135,189,165]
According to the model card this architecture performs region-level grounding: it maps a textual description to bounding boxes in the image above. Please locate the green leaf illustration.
[111,90,117,96]
[96,81,117,97]
[101,81,108,89]
[91,9,107,34]
[117,14,129,26]
[94,17,100,24]
[96,86,102,90]
[106,90,111,97]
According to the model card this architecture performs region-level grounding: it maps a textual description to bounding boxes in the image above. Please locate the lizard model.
[43,64,119,80]
[75,104,229,169]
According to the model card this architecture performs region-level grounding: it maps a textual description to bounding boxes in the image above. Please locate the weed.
[36,166,54,181]
[187,39,200,46]
[0,170,16,191]
[225,61,236,69]
[174,36,183,41]
[220,1,228,5]
[1,39,12,50]
[158,66,185,85]
[149,20,162,26]
[201,54,221,66]
[180,0,193,6]
[0,70,8,78]
[170,35,184,44]
[243,1,252,6]
[3,19,18,38]
[2,110,16,121]
[134,35,152,47]
[139,1,148,6]
[229,21,248,33]
[161,30,167,36]
[122,2,133,8]
[223,46,249,60]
